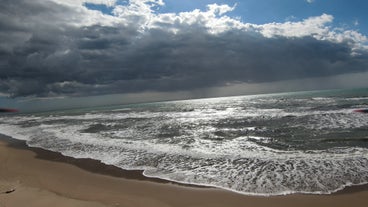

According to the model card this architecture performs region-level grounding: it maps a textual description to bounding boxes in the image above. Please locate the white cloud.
[84,0,117,6]
[5,0,367,54]
[51,0,117,7]
[353,19,359,26]
[48,0,367,51]
[2,0,368,97]
[258,14,333,38]
[207,3,236,16]
[249,14,366,51]
[148,3,244,34]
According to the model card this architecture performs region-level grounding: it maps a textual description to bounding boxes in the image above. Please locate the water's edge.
[0,133,208,188]
[2,89,368,196]
[2,133,368,196]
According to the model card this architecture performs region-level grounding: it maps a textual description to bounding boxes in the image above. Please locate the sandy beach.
[1,135,368,207]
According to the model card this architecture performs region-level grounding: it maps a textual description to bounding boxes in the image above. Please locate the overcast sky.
[1,0,368,111]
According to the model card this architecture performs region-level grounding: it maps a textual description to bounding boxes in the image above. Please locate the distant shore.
[1,134,368,207]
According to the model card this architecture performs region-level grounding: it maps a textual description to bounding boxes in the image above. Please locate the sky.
[0,0,368,111]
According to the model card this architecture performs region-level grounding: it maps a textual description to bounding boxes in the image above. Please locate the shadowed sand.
[1,135,368,207]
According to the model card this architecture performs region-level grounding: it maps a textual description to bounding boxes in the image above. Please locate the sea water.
[1,88,368,195]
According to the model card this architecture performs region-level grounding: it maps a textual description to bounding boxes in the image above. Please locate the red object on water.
[0,108,18,113]
[353,109,368,113]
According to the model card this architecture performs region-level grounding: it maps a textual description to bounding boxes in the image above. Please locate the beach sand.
[1,135,368,207]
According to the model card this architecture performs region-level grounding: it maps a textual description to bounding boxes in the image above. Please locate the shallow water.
[1,88,368,195]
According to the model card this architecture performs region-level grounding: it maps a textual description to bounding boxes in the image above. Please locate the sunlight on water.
[1,88,368,195]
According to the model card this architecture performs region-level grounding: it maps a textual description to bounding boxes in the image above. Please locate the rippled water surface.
[1,88,368,195]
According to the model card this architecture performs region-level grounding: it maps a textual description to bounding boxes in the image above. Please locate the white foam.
[2,117,368,196]
[1,95,368,196]
[0,124,31,141]
[344,97,368,101]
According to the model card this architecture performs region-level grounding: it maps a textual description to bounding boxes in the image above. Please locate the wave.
[1,120,368,196]
[1,92,368,196]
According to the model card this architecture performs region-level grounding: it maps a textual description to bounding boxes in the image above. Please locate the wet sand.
[1,135,368,207]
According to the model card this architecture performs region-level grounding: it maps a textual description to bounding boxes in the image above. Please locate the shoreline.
[2,135,171,184]
[1,135,368,207]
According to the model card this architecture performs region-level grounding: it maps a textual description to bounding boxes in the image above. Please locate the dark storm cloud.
[0,0,367,97]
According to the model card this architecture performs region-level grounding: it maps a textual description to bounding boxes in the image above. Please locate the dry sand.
[1,135,368,207]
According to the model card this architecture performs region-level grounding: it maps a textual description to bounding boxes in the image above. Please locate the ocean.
[1,88,368,196]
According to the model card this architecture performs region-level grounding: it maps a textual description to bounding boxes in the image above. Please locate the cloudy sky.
[1,0,368,111]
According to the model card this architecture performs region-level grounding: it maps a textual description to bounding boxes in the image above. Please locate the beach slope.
[0,137,367,207]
